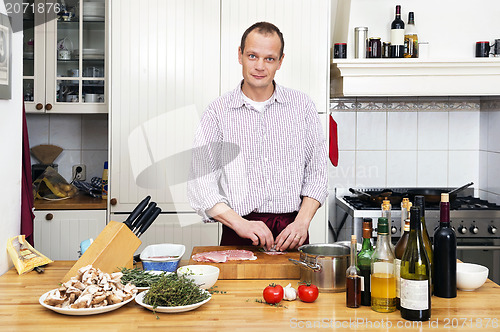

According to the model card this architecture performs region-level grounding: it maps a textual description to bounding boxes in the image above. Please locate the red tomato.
[297,283,319,303]
[263,283,284,304]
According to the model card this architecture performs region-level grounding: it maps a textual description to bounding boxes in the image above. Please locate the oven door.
[457,238,500,285]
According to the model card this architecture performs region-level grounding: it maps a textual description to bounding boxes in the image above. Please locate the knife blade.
[123,195,151,229]
[131,202,157,233]
[136,207,161,237]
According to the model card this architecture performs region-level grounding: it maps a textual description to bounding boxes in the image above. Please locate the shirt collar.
[228,80,288,110]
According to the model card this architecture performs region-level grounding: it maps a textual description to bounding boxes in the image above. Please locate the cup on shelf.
[66,94,78,102]
[83,93,103,103]
[475,41,490,57]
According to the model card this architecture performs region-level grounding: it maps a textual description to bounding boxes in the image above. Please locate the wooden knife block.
[62,220,141,282]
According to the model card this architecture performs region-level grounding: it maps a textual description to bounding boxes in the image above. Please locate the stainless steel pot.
[289,243,350,293]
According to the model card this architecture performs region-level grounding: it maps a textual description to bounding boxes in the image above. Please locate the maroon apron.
[220,211,309,246]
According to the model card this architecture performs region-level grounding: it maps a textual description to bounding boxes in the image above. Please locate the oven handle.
[457,246,500,250]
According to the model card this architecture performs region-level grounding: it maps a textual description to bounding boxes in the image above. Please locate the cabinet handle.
[36,103,43,110]
[110,198,117,206]
[45,213,53,221]
[45,103,53,111]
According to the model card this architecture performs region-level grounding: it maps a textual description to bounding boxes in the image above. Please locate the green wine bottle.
[357,218,374,306]
[400,206,431,321]
[414,195,433,294]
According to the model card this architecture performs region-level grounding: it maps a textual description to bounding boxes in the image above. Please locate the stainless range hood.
[331,58,500,97]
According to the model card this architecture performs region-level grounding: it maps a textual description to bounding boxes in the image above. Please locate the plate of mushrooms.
[39,265,137,315]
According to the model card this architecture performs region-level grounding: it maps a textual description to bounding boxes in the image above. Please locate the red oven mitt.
[329,115,339,167]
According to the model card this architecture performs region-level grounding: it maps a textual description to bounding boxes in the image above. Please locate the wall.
[26,114,108,182]
[0,4,23,275]
[480,98,500,204]
[329,96,481,189]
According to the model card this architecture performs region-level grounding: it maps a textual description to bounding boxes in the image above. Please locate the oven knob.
[391,226,397,234]
[470,225,479,234]
[489,226,497,234]
[458,226,467,234]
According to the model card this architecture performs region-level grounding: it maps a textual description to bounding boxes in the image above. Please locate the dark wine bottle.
[400,206,431,321]
[433,193,457,298]
[357,218,374,306]
[346,235,361,308]
[414,195,434,294]
[390,5,405,58]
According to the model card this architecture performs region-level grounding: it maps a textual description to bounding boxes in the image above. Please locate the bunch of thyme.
[144,273,210,308]
[119,267,166,287]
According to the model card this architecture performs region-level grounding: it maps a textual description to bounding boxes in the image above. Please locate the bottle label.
[391,29,405,45]
[360,275,364,292]
[394,258,401,298]
[400,278,429,310]
[373,261,394,275]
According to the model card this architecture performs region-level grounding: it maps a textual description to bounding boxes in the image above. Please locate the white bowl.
[456,262,489,291]
[177,265,220,290]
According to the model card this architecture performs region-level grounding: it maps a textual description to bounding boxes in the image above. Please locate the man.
[188,22,327,251]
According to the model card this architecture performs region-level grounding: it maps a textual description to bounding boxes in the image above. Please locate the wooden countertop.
[1,261,500,331]
[34,193,107,210]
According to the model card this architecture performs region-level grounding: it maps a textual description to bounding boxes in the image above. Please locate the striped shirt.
[187,81,328,221]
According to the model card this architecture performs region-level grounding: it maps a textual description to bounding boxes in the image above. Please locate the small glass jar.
[369,38,382,58]
[382,42,391,58]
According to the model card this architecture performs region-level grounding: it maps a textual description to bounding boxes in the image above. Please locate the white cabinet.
[23,0,107,114]
[110,214,221,256]
[33,210,107,260]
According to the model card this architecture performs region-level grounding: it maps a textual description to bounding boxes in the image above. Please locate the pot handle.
[288,258,322,272]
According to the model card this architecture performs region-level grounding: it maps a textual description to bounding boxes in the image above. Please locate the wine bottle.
[433,193,457,298]
[394,217,410,309]
[346,235,361,308]
[414,195,434,294]
[357,218,374,306]
[400,206,431,321]
[371,217,396,313]
[404,12,418,58]
[390,5,405,58]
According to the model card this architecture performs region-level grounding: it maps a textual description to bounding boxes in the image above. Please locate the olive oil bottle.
[371,217,397,313]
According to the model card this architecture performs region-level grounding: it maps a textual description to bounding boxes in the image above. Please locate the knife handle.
[131,202,157,232]
[124,195,151,228]
[137,207,162,237]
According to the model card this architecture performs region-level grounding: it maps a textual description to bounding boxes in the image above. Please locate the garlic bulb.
[283,283,297,301]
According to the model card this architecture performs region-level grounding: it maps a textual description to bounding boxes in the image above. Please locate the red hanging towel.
[21,101,35,245]
[329,114,339,167]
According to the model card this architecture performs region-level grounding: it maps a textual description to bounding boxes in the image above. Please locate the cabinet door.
[109,0,221,212]
[110,213,220,257]
[34,210,107,260]
[220,0,331,113]
[23,0,46,112]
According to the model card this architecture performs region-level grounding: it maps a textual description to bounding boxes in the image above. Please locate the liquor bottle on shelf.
[433,193,457,298]
[346,235,361,308]
[404,11,418,58]
[371,217,396,313]
[395,217,410,310]
[414,195,434,294]
[358,218,374,306]
[390,5,405,58]
[400,206,431,321]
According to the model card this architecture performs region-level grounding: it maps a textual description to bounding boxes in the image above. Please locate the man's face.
[238,30,284,98]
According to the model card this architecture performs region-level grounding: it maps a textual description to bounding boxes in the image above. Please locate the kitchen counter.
[34,193,107,210]
[1,261,499,331]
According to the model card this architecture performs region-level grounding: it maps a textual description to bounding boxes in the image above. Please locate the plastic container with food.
[140,244,185,272]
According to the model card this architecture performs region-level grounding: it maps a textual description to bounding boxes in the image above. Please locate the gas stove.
[334,187,500,239]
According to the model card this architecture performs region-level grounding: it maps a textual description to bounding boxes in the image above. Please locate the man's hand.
[232,219,275,250]
[274,219,309,251]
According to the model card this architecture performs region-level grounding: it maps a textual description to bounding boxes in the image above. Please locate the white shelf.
[331,58,500,97]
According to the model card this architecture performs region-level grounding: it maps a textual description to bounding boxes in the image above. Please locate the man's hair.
[240,22,284,60]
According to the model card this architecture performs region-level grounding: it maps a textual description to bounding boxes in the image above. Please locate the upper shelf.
[331,58,500,97]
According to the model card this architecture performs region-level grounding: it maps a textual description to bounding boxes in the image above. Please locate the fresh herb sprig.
[144,273,210,308]
[119,267,166,287]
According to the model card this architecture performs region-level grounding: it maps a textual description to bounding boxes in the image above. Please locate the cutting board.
[188,246,301,280]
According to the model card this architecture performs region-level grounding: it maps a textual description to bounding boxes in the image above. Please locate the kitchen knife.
[136,207,162,237]
[123,195,151,229]
[132,201,157,232]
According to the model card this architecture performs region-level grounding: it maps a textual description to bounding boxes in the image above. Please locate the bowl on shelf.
[177,265,220,290]
[456,262,489,291]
